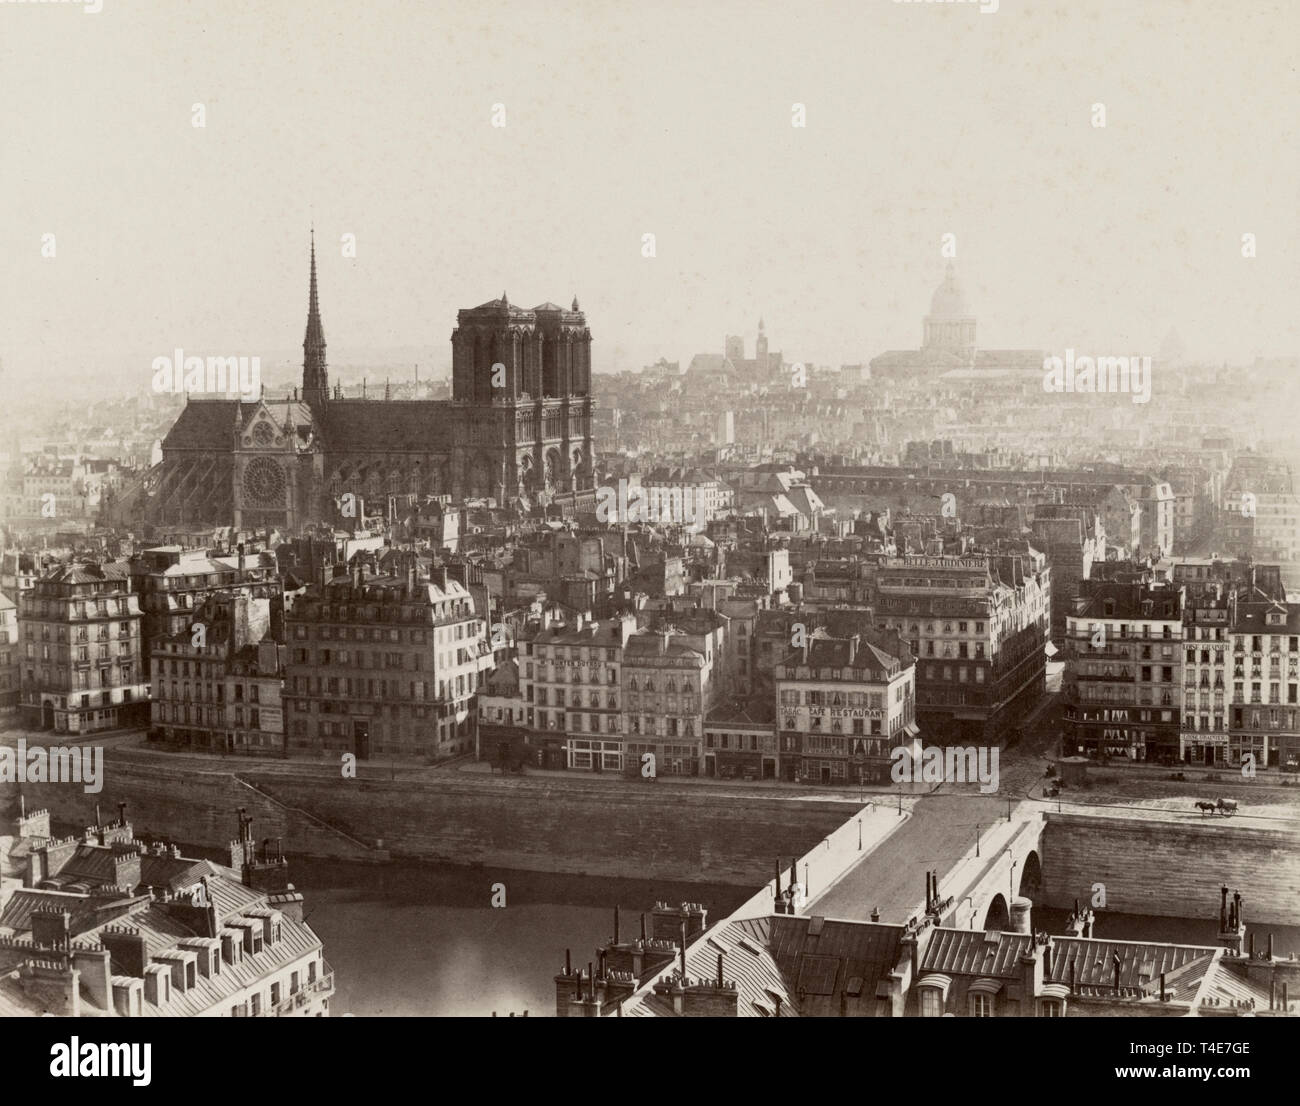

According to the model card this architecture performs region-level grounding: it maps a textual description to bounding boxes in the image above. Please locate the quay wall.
[6,760,853,886]
[1040,813,1300,927]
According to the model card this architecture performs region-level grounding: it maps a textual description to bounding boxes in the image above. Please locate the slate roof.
[626,914,907,1018]
[705,697,776,726]
[318,400,456,452]
[0,888,96,935]
[1047,936,1218,990]
[921,928,1032,978]
[160,399,247,451]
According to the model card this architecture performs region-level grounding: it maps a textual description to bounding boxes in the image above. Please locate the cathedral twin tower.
[152,239,596,532]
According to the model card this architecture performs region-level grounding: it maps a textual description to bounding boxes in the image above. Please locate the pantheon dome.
[923,262,976,356]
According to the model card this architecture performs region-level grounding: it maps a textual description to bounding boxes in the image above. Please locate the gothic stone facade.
[146,245,595,531]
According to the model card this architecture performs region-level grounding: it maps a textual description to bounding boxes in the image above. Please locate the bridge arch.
[983,893,1009,932]
[1018,849,1042,902]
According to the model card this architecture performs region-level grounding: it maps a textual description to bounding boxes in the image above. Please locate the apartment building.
[284,555,493,760]
[1062,579,1185,761]
[1028,503,1104,644]
[1229,598,1300,770]
[703,697,777,779]
[1180,585,1231,765]
[622,629,711,776]
[130,544,281,676]
[639,467,733,527]
[517,612,637,771]
[875,551,1050,745]
[18,561,148,733]
[751,607,877,703]
[0,591,17,710]
[148,591,282,756]
[1221,493,1300,562]
[774,631,916,784]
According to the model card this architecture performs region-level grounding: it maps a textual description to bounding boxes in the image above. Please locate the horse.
[1195,800,1218,814]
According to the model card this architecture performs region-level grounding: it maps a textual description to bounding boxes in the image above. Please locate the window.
[920,989,942,1017]
[1040,1000,1062,1017]
[970,993,993,1017]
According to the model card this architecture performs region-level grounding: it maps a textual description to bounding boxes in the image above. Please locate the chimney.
[1009,897,1033,935]
[614,906,620,945]
[73,948,112,1012]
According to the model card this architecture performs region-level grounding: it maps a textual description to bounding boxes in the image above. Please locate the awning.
[969,978,1004,995]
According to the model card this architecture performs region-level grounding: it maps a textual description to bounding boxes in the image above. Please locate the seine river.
[286,857,747,1017]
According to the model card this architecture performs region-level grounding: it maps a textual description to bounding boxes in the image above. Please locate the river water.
[286,857,746,1017]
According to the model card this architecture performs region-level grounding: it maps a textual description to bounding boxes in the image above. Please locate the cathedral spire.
[303,230,328,412]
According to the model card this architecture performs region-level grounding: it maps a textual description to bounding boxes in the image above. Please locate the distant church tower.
[302,231,329,413]
[755,318,768,365]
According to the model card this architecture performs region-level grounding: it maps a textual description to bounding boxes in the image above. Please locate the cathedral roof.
[161,400,249,451]
[318,399,457,452]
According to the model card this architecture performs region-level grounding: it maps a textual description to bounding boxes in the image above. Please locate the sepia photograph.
[1,0,1298,1076]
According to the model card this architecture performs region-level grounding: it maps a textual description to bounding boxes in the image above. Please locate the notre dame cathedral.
[140,236,596,531]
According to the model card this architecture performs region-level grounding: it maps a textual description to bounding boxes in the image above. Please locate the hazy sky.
[2,0,1297,389]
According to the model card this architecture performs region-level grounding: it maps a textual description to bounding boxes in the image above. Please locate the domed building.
[869,263,1045,379]
[923,262,976,358]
